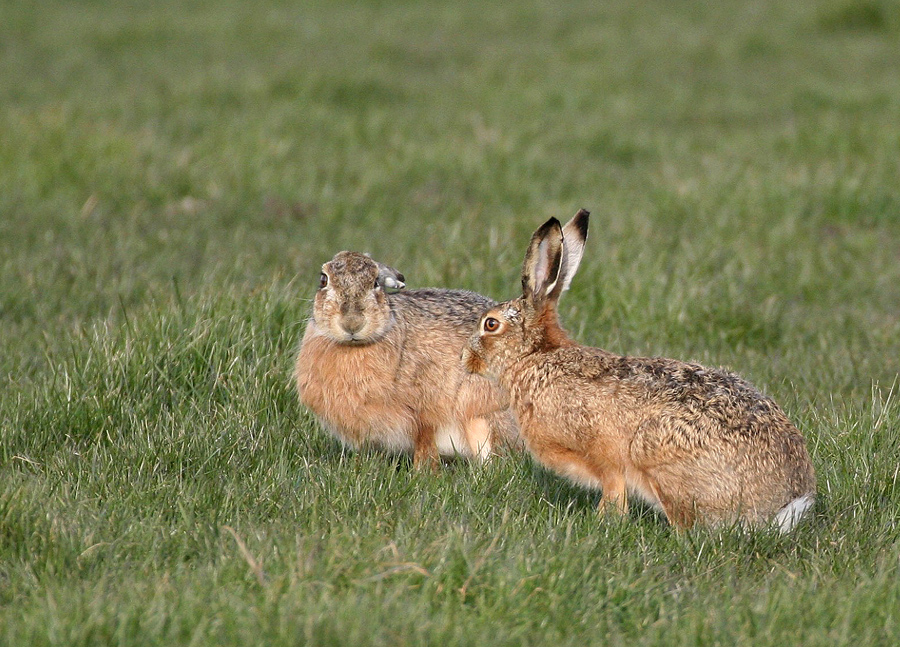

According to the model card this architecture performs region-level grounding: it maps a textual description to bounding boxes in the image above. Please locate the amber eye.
[319,273,328,289]
[483,317,500,333]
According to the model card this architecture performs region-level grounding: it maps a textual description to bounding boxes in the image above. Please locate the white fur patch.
[559,462,603,489]
[374,427,416,453]
[774,493,814,533]
[435,423,472,459]
[502,306,520,322]
[542,277,559,299]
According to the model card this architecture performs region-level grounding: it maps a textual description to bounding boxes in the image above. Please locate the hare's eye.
[373,279,380,290]
[483,317,501,333]
[319,273,328,289]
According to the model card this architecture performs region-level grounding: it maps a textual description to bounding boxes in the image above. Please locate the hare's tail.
[774,493,815,534]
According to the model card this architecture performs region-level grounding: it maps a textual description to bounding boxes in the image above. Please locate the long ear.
[521,218,565,306]
[375,262,405,290]
[364,253,406,290]
[557,208,590,295]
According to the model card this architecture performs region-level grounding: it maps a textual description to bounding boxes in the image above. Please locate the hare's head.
[464,210,589,379]
[313,251,405,344]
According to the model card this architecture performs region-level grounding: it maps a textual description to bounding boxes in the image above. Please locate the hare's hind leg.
[644,478,697,530]
[630,418,702,529]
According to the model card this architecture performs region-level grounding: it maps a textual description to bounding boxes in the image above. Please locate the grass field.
[2,0,900,644]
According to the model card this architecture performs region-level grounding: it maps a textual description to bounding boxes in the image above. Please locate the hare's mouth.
[321,328,368,345]
[341,328,387,345]
[338,334,370,345]
[326,322,386,345]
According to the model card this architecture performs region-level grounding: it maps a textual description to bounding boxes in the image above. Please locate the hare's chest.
[295,335,417,443]
[297,338,395,405]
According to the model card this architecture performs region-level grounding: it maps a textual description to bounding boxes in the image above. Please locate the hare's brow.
[502,305,521,321]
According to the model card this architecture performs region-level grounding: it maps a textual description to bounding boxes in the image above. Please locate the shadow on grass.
[525,460,669,529]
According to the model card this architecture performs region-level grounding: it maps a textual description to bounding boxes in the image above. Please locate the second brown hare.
[464,210,816,532]
[295,251,519,468]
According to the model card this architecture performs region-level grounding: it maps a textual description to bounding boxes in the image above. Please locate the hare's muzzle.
[461,342,485,375]
[341,314,365,336]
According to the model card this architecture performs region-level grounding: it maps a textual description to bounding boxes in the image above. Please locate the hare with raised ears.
[464,210,816,532]
[295,251,519,468]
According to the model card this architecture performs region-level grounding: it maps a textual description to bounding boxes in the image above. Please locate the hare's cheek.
[311,299,330,326]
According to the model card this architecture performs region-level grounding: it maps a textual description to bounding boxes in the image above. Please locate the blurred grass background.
[1,0,899,644]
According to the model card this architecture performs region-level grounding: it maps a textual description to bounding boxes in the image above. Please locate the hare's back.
[389,289,495,330]
[573,349,799,440]
[596,353,769,412]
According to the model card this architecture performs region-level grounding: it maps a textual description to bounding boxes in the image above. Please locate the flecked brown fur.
[464,211,816,531]
[295,251,519,467]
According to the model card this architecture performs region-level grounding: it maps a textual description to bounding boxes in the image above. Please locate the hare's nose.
[342,314,365,335]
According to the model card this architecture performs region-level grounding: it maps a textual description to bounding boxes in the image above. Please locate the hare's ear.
[557,208,589,294]
[521,217,565,306]
[376,262,405,290]
[364,253,406,290]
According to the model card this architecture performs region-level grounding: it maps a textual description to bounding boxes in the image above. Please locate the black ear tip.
[542,216,562,228]
[534,216,563,240]
[574,208,590,236]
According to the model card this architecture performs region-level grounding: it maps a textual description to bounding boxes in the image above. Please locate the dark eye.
[374,279,380,290]
[319,273,328,289]
[483,317,500,333]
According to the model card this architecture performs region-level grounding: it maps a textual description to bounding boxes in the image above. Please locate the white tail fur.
[774,493,815,533]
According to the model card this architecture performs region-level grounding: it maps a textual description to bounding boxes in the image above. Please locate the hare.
[295,251,519,467]
[463,209,816,531]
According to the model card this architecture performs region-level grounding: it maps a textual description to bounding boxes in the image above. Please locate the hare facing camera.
[464,210,815,532]
[295,251,518,467]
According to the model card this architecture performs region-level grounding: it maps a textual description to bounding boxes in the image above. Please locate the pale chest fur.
[294,324,416,449]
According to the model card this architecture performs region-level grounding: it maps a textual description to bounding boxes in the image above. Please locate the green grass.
[2,0,900,644]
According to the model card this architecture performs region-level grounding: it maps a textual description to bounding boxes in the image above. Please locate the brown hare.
[464,210,816,531]
[295,251,519,467]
